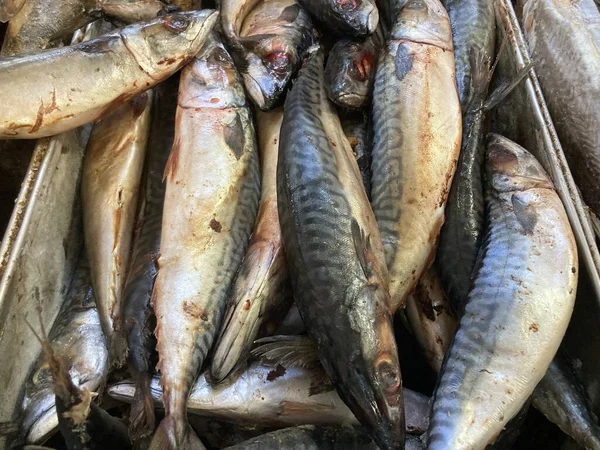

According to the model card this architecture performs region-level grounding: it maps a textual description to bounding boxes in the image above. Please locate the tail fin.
[149,416,206,450]
[129,375,156,440]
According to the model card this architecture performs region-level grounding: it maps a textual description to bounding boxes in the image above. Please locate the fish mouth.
[25,405,59,444]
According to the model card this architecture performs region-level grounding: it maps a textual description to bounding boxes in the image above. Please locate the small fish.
[21,255,108,445]
[0,10,218,139]
[519,0,600,218]
[108,359,430,433]
[533,354,600,450]
[0,0,25,22]
[324,27,383,109]
[82,92,153,366]
[277,47,404,450]
[428,134,578,449]
[150,33,260,450]
[436,0,496,316]
[370,0,461,312]
[211,107,291,382]
[122,77,179,440]
[297,0,378,36]
[405,266,456,373]
[221,0,313,110]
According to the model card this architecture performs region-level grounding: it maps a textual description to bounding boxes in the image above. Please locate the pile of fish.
[0,0,599,447]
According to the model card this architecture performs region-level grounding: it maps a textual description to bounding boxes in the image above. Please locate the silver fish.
[150,33,260,449]
[211,107,291,382]
[428,134,578,449]
[0,10,218,139]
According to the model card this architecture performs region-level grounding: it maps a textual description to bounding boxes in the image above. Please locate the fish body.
[436,0,495,315]
[82,92,153,365]
[107,362,430,433]
[0,0,25,22]
[339,109,371,196]
[277,48,404,450]
[0,10,218,139]
[221,0,313,110]
[122,77,179,440]
[428,134,578,449]
[324,27,383,109]
[150,33,260,449]
[405,266,456,373]
[21,256,108,445]
[297,0,378,36]
[211,107,291,382]
[519,0,600,217]
[533,355,600,450]
[370,0,461,312]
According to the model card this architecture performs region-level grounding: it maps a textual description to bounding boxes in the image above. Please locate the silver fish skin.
[0,0,173,57]
[518,0,600,217]
[150,33,261,450]
[405,265,456,373]
[436,0,495,316]
[122,77,178,440]
[370,0,461,312]
[428,134,578,450]
[0,10,218,139]
[211,107,291,382]
[21,255,108,445]
[108,362,431,433]
[221,0,313,110]
[277,48,404,450]
[297,0,378,36]
[82,92,153,367]
[533,355,600,450]
[0,0,25,22]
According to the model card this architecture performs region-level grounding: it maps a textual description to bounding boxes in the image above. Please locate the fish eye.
[163,15,190,33]
[376,359,401,394]
[264,51,291,73]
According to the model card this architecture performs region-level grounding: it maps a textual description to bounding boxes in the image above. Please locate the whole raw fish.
[122,77,178,440]
[150,33,260,449]
[436,0,495,315]
[0,10,218,139]
[82,92,153,366]
[221,0,313,110]
[211,107,291,382]
[428,134,578,449]
[518,0,600,217]
[277,47,404,450]
[370,0,461,312]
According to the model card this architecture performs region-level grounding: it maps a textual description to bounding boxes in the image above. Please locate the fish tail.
[129,374,156,440]
[149,416,205,450]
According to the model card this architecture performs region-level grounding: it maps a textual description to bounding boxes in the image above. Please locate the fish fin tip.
[252,335,320,369]
[149,417,205,450]
[129,378,156,440]
[350,218,375,280]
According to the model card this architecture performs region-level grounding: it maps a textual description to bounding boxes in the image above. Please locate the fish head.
[119,10,219,77]
[179,33,248,109]
[486,133,553,192]
[332,0,379,35]
[392,0,452,49]
[325,40,375,109]
[340,284,404,449]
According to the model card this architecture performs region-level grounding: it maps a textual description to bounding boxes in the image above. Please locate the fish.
[220,0,313,110]
[107,360,431,433]
[1,0,174,57]
[31,315,131,450]
[518,0,600,218]
[324,27,383,109]
[0,0,25,22]
[0,10,218,139]
[20,255,108,445]
[405,266,456,373]
[277,47,404,450]
[121,77,179,440]
[533,354,600,450]
[370,0,461,312]
[427,134,578,449]
[211,107,291,382]
[81,92,153,366]
[436,0,496,316]
[339,109,371,196]
[150,33,261,450]
[297,0,378,37]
